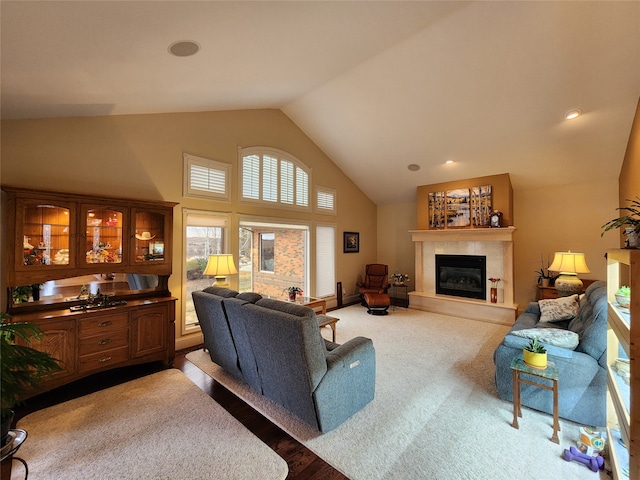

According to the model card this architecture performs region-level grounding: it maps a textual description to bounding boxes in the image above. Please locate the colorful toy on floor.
[563,446,604,472]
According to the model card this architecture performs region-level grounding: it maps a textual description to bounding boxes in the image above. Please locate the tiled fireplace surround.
[409,227,517,325]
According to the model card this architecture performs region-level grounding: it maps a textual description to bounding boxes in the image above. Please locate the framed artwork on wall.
[428,191,446,228]
[343,232,359,253]
[471,185,492,226]
[446,188,470,227]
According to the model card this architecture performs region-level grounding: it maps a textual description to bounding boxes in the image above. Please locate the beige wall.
[1,109,378,346]
[619,98,640,227]
[377,202,417,286]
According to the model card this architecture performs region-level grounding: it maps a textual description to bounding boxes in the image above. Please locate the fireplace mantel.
[410,226,516,243]
[409,227,517,325]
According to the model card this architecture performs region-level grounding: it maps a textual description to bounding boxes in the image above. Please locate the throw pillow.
[539,294,580,323]
[510,328,579,350]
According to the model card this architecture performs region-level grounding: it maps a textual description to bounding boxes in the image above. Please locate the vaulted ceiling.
[2,1,639,204]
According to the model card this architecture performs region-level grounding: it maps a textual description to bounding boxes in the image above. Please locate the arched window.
[239,147,310,210]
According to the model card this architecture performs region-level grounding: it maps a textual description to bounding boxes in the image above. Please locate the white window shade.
[316,225,335,297]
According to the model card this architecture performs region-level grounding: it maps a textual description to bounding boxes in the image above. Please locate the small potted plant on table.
[284,286,303,301]
[523,337,547,370]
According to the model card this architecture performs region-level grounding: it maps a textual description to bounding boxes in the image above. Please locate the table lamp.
[548,251,590,296]
[203,254,238,287]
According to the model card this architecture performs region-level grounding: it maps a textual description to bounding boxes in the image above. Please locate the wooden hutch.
[1,185,178,396]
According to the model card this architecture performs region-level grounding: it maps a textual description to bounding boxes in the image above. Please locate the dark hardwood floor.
[12,349,349,480]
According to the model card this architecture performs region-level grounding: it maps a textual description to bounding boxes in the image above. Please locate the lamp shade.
[203,254,237,287]
[549,251,590,297]
[548,251,591,274]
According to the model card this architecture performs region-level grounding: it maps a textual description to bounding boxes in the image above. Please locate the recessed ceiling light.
[168,40,200,57]
[407,164,420,171]
[564,108,582,120]
[445,159,454,165]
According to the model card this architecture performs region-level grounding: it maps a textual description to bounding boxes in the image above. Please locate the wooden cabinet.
[10,298,176,396]
[2,186,178,395]
[2,185,177,287]
[606,249,639,479]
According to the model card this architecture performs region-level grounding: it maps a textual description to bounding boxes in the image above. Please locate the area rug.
[10,369,288,480]
[187,305,608,480]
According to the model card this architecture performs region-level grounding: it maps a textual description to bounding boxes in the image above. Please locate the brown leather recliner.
[357,264,390,304]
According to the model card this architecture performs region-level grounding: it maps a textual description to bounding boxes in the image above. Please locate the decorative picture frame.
[428,191,446,228]
[446,188,471,227]
[343,232,359,253]
[471,185,492,227]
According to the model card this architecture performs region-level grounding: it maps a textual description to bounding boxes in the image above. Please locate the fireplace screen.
[435,254,486,300]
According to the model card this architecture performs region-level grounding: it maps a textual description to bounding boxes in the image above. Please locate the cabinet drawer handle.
[97,321,112,327]
[98,339,112,345]
[98,356,112,363]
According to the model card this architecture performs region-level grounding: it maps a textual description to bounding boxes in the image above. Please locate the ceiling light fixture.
[564,108,582,120]
[445,159,454,165]
[407,164,420,171]
[168,40,201,57]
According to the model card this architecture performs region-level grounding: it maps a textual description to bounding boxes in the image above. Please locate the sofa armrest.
[524,302,541,315]
[313,336,376,431]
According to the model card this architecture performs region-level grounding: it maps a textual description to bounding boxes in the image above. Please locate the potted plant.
[535,254,557,287]
[284,286,303,301]
[601,197,640,248]
[1,313,62,447]
[523,337,547,370]
[390,273,410,285]
[615,286,631,308]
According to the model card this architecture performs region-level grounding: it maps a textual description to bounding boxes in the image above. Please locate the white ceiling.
[2,1,639,205]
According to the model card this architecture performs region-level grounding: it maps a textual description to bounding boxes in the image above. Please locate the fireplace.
[435,254,486,300]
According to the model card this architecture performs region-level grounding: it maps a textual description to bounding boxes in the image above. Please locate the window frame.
[181,208,232,336]
[315,185,337,215]
[183,152,231,201]
[238,146,311,211]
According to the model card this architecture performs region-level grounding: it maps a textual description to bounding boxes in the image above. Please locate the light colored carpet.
[10,369,288,480]
[187,305,608,480]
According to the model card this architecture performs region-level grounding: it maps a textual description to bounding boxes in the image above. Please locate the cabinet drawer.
[79,313,128,337]
[79,330,129,356]
[79,346,129,373]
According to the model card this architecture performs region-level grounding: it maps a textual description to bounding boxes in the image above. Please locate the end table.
[510,357,560,444]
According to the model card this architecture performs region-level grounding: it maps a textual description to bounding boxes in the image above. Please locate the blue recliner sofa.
[192,286,376,432]
[493,281,608,427]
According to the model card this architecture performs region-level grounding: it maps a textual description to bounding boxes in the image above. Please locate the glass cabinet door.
[82,206,124,265]
[132,209,168,264]
[19,199,74,269]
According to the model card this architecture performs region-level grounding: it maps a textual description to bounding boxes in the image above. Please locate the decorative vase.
[625,228,640,249]
[541,278,550,288]
[523,350,548,370]
[289,292,296,301]
[490,287,497,303]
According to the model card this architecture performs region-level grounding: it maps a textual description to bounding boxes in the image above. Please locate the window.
[183,153,230,201]
[239,218,309,298]
[316,224,336,297]
[239,147,310,210]
[182,209,231,334]
[316,186,336,214]
[260,233,274,272]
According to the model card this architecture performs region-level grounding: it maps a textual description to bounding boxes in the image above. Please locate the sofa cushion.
[502,334,574,359]
[255,298,315,317]
[202,286,239,298]
[510,328,579,350]
[538,294,579,323]
[236,292,263,303]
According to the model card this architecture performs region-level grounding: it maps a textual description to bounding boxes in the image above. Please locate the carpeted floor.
[187,305,609,480]
[10,369,288,480]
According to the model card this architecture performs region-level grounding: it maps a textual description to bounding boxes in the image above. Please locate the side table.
[510,358,560,444]
[391,284,409,310]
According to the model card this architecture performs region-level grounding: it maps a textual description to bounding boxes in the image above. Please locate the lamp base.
[554,274,583,297]
[213,276,229,288]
